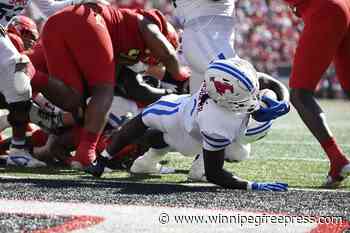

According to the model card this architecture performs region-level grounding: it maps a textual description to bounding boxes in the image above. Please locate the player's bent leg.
[74,84,114,167]
[85,114,149,177]
[107,114,149,157]
[40,77,83,116]
[290,88,350,187]
[290,89,332,142]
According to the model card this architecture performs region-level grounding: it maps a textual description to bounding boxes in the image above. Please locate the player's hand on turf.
[251,182,288,192]
[252,96,290,122]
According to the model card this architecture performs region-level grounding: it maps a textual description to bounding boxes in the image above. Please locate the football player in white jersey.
[172,0,292,180]
[0,0,106,167]
[173,0,236,94]
[86,58,289,191]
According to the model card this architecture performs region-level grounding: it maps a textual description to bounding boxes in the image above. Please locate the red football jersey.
[97,5,170,65]
[284,0,304,5]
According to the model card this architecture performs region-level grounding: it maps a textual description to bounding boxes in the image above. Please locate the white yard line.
[0,199,324,233]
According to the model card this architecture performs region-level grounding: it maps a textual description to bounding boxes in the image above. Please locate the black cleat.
[84,157,108,178]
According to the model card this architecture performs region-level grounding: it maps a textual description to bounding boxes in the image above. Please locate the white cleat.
[187,154,207,182]
[6,148,46,168]
[323,163,350,188]
[130,155,175,174]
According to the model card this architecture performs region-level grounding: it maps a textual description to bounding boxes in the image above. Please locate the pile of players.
[0,0,349,191]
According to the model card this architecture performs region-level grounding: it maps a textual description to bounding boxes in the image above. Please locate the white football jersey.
[174,0,235,25]
[183,82,248,151]
[0,0,73,27]
[142,83,249,154]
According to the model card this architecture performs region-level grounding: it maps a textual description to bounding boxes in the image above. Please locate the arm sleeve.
[203,149,248,189]
[32,0,74,17]
[119,66,168,103]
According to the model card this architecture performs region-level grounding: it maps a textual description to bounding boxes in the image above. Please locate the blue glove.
[252,96,290,122]
[251,182,288,191]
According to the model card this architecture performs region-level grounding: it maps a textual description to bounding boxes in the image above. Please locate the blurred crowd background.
[21,0,343,98]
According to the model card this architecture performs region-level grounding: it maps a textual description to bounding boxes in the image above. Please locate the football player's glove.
[251,182,288,192]
[252,95,290,122]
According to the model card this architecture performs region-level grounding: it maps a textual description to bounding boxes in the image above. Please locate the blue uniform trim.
[149,100,181,108]
[142,108,179,117]
[211,61,254,89]
[246,121,272,136]
[201,131,230,144]
[208,62,254,91]
[10,156,30,166]
[190,98,197,116]
[109,113,126,126]
[203,137,231,149]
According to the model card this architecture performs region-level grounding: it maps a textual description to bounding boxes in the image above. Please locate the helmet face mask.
[205,58,260,113]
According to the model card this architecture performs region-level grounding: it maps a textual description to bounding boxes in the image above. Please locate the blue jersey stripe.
[246,122,272,136]
[246,121,272,132]
[201,131,230,143]
[142,108,179,117]
[151,100,181,108]
[203,137,231,149]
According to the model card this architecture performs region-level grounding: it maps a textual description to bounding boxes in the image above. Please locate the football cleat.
[84,157,108,178]
[323,163,350,188]
[130,155,175,174]
[187,154,207,182]
[6,148,46,168]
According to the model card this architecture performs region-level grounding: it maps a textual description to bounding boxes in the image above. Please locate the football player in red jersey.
[284,0,350,187]
[40,5,189,168]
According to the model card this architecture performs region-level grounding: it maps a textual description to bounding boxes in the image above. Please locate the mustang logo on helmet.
[210,77,234,96]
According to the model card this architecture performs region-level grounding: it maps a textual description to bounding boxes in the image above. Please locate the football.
[240,89,277,144]
[259,88,278,108]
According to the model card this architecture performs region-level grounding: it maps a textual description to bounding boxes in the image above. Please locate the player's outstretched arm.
[138,16,190,82]
[203,149,288,191]
[203,149,249,190]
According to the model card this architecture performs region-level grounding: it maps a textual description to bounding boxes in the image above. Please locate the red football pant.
[289,0,350,92]
[41,5,115,95]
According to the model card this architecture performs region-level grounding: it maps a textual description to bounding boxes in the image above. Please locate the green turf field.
[1,99,350,190]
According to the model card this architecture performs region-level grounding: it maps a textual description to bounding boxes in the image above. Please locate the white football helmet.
[205,58,260,113]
